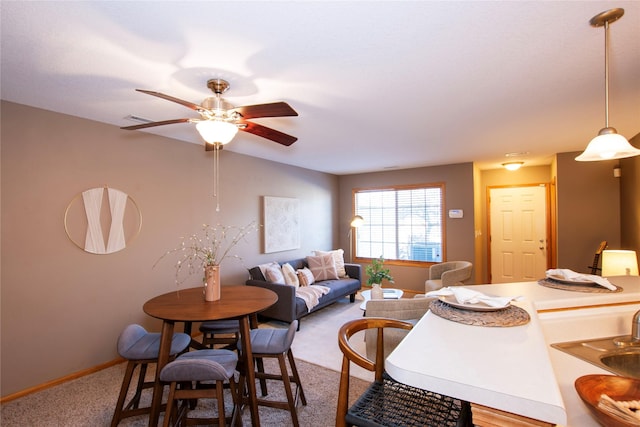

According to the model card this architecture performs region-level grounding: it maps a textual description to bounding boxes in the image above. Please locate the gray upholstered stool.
[111,324,191,427]
[160,349,239,427]
[246,320,307,427]
[199,319,240,350]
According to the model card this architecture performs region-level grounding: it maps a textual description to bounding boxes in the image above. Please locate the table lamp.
[602,250,639,276]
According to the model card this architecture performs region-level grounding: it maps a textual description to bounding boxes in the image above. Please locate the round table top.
[143,285,278,322]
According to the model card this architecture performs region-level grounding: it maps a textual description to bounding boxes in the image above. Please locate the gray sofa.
[246,258,361,325]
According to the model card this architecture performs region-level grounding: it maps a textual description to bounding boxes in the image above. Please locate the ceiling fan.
[121,79,298,150]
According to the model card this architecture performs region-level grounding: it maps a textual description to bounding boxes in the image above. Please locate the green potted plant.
[366,256,394,299]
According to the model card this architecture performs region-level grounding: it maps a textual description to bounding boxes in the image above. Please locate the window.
[353,183,444,264]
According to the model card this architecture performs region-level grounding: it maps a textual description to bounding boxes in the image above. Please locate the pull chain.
[213,143,221,212]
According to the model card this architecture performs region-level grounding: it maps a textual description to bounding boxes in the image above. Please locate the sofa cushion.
[257,261,279,281]
[297,267,315,286]
[306,254,339,281]
[314,249,347,277]
[265,264,285,284]
[281,263,299,287]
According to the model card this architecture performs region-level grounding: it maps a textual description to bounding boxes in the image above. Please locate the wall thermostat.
[448,209,463,218]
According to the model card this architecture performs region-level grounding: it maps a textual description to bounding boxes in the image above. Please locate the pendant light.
[576,8,640,162]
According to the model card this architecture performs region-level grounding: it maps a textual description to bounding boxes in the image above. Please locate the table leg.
[182,320,205,350]
[239,315,260,426]
[149,320,174,427]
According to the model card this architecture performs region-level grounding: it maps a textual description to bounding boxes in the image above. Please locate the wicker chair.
[336,317,471,427]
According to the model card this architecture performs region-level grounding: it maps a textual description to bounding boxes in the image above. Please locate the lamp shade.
[575,131,640,161]
[195,120,238,145]
[350,215,364,228]
[602,250,639,276]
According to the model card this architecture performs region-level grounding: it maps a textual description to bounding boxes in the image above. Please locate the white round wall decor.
[64,186,142,254]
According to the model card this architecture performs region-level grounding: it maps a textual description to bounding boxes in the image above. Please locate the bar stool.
[199,319,240,350]
[111,324,191,427]
[160,349,239,427]
[243,320,307,427]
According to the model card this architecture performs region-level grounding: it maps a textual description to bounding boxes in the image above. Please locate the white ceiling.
[2,1,639,175]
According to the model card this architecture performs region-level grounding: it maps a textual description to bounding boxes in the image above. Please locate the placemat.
[429,299,530,327]
[537,278,623,293]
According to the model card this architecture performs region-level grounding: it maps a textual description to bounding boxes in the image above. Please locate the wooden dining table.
[143,285,278,427]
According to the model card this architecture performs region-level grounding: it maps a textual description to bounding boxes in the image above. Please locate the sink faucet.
[633,309,640,342]
[613,308,640,346]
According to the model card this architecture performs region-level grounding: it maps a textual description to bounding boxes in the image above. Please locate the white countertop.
[469,275,640,311]
[386,275,640,426]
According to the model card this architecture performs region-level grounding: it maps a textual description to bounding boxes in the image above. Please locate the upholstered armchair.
[363,297,434,360]
[425,261,472,292]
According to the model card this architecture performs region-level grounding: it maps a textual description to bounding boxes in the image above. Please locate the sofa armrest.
[344,263,362,282]
[245,280,297,323]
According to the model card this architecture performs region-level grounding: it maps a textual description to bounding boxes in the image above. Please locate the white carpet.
[261,293,374,382]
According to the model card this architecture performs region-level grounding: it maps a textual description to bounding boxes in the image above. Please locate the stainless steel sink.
[551,336,640,379]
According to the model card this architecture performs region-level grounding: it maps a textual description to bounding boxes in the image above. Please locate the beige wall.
[620,134,640,251]
[338,163,475,293]
[556,152,622,271]
[0,101,338,397]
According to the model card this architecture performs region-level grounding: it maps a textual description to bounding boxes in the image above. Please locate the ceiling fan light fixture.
[576,8,640,162]
[196,120,238,145]
[502,162,524,171]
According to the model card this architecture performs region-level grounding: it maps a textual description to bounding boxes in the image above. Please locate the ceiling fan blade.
[240,121,297,146]
[135,89,203,111]
[233,102,298,119]
[120,118,191,130]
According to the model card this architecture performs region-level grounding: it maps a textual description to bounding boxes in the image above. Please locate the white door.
[489,185,548,283]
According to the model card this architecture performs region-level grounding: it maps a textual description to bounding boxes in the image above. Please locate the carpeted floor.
[1,295,370,426]
[263,295,373,382]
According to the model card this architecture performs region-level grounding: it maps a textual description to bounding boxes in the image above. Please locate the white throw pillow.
[297,268,315,286]
[258,261,279,280]
[281,263,299,287]
[306,254,339,281]
[314,249,347,277]
[265,264,285,284]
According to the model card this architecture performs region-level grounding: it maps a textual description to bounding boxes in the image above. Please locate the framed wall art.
[263,196,300,253]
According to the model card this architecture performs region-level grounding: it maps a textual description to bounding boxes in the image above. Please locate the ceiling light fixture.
[502,162,524,171]
[195,120,239,213]
[576,8,640,162]
[195,120,239,145]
